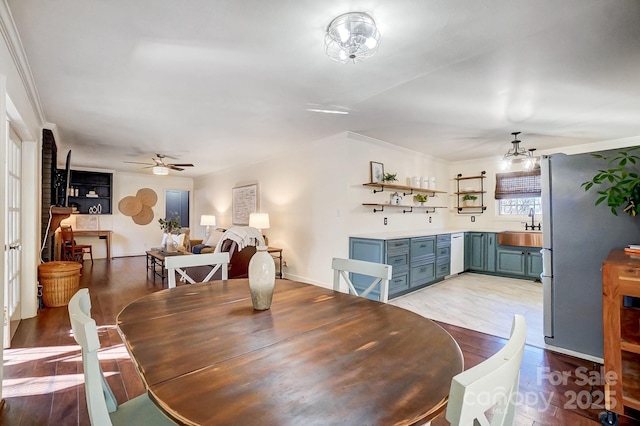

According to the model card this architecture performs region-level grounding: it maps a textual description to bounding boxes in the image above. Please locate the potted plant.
[382,172,398,183]
[581,147,640,217]
[462,194,478,207]
[413,193,429,206]
[158,213,181,252]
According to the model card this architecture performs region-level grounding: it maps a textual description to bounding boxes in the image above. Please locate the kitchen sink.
[497,231,543,248]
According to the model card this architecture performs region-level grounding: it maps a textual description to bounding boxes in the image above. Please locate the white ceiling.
[7,0,640,177]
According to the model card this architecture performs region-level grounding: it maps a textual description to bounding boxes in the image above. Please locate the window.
[495,170,541,216]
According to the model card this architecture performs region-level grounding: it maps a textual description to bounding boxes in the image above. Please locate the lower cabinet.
[467,232,496,272]
[495,246,542,279]
[350,234,451,300]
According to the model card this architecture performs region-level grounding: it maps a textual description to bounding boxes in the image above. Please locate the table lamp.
[249,213,270,244]
[200,215,216,238]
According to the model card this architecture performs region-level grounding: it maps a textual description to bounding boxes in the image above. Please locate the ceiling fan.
[124,154,194,172]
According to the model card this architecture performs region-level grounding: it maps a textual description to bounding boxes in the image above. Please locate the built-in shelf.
[62,169,113,215]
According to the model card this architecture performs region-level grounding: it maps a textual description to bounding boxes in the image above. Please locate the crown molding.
[0,1,46,125]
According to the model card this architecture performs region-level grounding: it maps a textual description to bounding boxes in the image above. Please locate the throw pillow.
[204,229,224,247]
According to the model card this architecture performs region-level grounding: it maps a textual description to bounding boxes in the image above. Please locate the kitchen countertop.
[350,229,506,240]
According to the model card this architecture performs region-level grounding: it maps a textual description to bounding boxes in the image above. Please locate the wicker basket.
[38,261,82,307]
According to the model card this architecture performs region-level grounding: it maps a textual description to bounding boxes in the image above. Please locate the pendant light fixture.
[500,132,537,170]
[324,12,381,64]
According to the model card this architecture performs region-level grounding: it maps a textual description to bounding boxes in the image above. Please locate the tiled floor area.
[390,272,545,347]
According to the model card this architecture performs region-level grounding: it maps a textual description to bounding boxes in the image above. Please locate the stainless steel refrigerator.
[541,151,640,358]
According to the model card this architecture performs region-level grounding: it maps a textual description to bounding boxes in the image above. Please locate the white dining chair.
[165,252,230,288]
[68,289,176,426]
[331,257,393,303]
[445,314,527,426]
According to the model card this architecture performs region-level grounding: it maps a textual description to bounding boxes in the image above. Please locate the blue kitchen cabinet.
[495,245,542,280]
[468,232,496,272]
[349,238,409,299]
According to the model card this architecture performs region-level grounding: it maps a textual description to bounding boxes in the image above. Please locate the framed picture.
[370,161,384,183]
[232,183,259,225]
[75,215,99,230]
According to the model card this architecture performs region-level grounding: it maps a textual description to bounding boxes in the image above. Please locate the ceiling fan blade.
[168,163,194,167]
[169,166,185,171]
[124,161,154,165]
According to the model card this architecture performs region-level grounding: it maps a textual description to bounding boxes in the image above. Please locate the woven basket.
[38,261,82,307]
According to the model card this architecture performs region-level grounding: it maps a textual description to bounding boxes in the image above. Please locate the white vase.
[248,245,276,310]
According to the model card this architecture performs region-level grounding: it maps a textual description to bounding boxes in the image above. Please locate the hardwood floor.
[1,256,638,425]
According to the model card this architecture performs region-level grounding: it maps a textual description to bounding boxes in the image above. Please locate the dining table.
[116,279,464,426]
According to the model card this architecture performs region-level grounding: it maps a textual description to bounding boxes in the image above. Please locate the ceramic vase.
[248,245,276,310]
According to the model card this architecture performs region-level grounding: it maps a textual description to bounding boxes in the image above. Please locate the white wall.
[63,171,194,258]
[193,132,451,287]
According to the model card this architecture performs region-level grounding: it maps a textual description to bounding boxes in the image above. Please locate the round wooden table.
[117,279,463,425]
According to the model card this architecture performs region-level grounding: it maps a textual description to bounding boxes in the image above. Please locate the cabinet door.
[526,250,543,278]
[486,233,496,272]
[469,233,486,271]
[389,273,409,296]
[496,248,526,276]
[464,233,471,271]
[349,238,385,263]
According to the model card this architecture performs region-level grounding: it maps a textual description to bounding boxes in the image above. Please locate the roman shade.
[495,170,541,199]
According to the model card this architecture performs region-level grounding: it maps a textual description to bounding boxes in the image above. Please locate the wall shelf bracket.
[402,207,413,214]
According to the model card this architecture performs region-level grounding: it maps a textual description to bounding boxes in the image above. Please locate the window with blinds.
[495,170,541,199]
[495,170,542,215]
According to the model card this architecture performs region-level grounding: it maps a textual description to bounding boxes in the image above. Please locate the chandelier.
[500,132,537,170]
[325,12,381,64]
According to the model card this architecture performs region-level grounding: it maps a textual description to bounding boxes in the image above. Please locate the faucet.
[525,208,541,231]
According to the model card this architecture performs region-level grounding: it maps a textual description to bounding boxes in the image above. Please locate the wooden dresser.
[602,249,640,416]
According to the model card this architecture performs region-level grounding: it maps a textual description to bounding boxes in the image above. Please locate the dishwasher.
[450,232,464,275]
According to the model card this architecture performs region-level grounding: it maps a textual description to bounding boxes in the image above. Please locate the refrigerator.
[541,151,640,358]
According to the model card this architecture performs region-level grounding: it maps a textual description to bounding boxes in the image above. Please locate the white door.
[4,125,21,348]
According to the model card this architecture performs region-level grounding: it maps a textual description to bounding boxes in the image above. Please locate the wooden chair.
[445,314,527,426]
[61,225,93,264]
[331,257,393,303]
[165,252,230,288]
[68,289,176,426]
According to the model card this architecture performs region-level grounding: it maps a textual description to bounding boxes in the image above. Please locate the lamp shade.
[152,166,169,176]
[249,213,270,229]
[200,215,217,227]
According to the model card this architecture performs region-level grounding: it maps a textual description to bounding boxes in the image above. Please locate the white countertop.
[349,228,506,240]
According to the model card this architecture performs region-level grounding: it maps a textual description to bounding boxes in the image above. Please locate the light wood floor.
[390,273,545,347]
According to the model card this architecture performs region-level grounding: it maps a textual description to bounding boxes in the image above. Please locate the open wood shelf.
[362,182,447,196]
[362,203,448,213]
[454,175,487,180]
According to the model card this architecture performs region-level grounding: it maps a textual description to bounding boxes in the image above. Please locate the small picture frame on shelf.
[370,161,384,183]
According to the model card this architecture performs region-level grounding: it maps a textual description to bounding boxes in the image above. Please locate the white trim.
[0,1,46,125]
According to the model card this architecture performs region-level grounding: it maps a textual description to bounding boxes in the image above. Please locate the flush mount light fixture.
[500,132,537,170]
[325,12,381,64]
[152,166,170,175]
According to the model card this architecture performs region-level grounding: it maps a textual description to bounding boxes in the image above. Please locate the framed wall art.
[75,215,99,230]
[370,161,384,183]
[232,183,259,225]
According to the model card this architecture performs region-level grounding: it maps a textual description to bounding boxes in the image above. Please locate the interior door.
[4,126,21,348]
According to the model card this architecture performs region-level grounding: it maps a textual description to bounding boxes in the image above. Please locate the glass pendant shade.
[152,166,169,175]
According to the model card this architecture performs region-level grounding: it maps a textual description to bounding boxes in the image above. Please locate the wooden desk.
[117,279,463,425]
[54,229,113,261]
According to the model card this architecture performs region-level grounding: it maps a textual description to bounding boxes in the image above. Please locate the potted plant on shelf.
[462,194,478,207]
[158,213,181,252]
[413,193,429,206]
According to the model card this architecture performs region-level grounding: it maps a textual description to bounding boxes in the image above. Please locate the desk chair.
[68,289,176,426]
[165,252,230,288]
[61,225,93,264]
[446,314,527,426]
[331,257,393,303]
